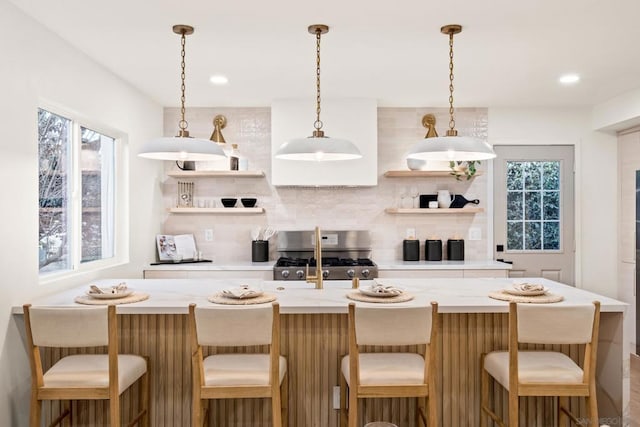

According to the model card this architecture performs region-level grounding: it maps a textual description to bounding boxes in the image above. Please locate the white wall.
[488,107,619,296]
[0,2,164,425]
[162,106,491,263]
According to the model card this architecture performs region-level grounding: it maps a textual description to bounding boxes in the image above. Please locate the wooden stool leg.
[272,383,282,427]
[281,371,289,427]
[348,385,357,427]
[29,392,41,427]
[141,369,150,427]
[339,374,347,427]
[109,394,120,427]
[508,393,519,427]
[586,393,598,427]
[191,397,201,427]
[558,396,569,427]
[480,356,488,427]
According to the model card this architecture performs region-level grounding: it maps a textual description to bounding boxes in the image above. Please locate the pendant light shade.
[139,25,226,161]
[406,135,496,161]
[276,136,362,161]
[138,135,227,161]
[275,25,362,161]
[406,25,495,162]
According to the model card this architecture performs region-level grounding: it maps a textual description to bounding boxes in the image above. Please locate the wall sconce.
[210,114,227,148]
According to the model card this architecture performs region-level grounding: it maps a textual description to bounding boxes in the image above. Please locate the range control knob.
[296,270,305,279]
[346,269,356,278]
[281,270,290,279]
[361,269,371,278]
[322,269,330,279]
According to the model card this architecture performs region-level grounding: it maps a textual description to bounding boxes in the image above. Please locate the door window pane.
[39,109,72,273]
[524,191,541,220]
[81,127,115,263]
[506,161,561,251]
[507,222,523,250]
[506,192,523,221]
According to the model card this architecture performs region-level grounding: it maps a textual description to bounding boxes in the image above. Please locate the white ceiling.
[10,0,640,109]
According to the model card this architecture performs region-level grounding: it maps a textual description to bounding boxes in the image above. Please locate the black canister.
[403,240,420,261]
[251,240,269,262]
[425,239,443,261]
[447,239,465,260]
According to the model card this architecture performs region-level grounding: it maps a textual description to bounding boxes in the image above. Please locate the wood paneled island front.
[15,278,626,427]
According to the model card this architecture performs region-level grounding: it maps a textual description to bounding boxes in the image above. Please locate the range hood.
[271,98,378,186]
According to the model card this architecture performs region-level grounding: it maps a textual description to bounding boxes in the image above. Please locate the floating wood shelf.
[383,170,483,178]
[167,170,265,178]
[385,207,484,214]
[168,207,264,214]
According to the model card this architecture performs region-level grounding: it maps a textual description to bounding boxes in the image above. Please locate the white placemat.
[74,292,149,305]
[488,290,563,304]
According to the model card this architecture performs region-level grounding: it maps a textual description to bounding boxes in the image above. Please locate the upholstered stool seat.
[42,354,147,392]
[484,351,584,389]
[203,354,287,386]
[341,353,426,386]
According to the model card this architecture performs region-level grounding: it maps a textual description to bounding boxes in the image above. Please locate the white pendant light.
[406,25,496,162]
[275,25,362,161]
[139,25,226,161]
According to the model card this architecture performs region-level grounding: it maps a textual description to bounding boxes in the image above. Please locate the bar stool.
[481,301,600,427]
[188,302,287,427]
[340,302,438,427]
[23,304,149,426]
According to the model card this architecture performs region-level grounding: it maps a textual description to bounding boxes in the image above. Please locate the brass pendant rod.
[315,28,322,132]
[171,25,195,138]
[441,24,461,137]
[308,25,329,138]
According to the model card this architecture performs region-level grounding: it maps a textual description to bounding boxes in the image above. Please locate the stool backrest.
[27,306,109,347]
[194,304,274,346]
[517,303,596,344]
[354,304,435,346]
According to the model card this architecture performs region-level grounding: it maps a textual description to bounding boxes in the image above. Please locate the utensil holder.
[447,239,465,260]
[403,240,420,261]
[425,239,443,261]
[251,240,269,262]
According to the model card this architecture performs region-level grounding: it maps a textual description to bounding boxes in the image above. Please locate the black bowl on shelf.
[241,198,257,208]
[221,198,237,208]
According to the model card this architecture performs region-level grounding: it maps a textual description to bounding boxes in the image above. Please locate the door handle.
[496,258,513,265]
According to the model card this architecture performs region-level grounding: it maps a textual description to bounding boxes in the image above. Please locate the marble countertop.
[143,260,511,271]
[13,277,625,315]
[375,260,512,270]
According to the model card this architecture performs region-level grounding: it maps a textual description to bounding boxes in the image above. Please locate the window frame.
[38,102,129,283]
[504,159,564,254]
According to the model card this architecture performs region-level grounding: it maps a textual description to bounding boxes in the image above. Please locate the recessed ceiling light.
[559,74,580,85]
[209,74,229,85]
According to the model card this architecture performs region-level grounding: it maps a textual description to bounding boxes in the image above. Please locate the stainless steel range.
[273,230,378,281]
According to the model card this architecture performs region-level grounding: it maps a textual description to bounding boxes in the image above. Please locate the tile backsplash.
[162,106,489,263]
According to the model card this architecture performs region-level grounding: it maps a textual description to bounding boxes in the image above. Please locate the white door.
[493,145,575,284]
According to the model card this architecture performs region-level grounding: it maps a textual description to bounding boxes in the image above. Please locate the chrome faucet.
[306,226,323,289]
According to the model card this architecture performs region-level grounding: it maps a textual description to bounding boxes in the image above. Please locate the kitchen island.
[14,278,626,427]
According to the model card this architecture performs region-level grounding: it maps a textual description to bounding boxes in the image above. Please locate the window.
[38,108,118,275]
[506,161,561,251]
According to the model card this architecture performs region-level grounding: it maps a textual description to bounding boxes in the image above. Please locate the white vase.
[437,190,454,208]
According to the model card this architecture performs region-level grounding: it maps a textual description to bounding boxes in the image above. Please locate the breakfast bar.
[14,278,626,427]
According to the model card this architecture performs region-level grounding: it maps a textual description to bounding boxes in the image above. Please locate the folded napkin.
[513,282,544,292]
[222,286,261,299]
[88,282,128,295]
[369,281,403,295]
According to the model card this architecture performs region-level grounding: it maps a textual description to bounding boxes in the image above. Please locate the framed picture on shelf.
[156,234,197,261]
